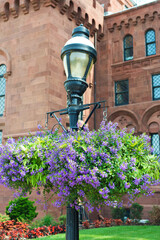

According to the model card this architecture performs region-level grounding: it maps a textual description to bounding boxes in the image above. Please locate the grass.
[32,225,160,240]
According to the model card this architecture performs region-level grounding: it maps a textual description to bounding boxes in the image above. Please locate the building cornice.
[105,0,159,32]
[0,0,104,41]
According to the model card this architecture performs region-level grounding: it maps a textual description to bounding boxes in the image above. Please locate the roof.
[129,0,137,5]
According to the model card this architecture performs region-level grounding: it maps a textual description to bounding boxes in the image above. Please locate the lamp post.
[61,25,97,240]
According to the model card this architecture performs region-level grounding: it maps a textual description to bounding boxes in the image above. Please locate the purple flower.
[120,162,128,171]
[124,182,131,189]
[37,124,42,130]
[109,182,115,189]
[117,172,126,180]
[134,178,140,185]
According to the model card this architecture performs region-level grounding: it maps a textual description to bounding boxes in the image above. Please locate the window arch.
[0,64,7,116]
[123,35,133,61]
[145,29,156,56]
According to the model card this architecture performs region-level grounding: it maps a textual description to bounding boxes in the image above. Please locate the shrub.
[0,220,65,239]
[130,203,143,220]
[25,225,66,238]
[125,218,132,225]
[104,218,112,227]
[0,220,29,240]
[6,197,38,222]
[0,213,10,222]
[58,215,66,225]
[111,207,126,220]
[82,220,90,229]
[41,214,56,227]
[94,220,101,228]
[29,215,59,229]
[114,219,123,226]
[149,206,160,225]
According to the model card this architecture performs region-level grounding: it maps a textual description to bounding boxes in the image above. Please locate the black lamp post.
[61,25,97,240]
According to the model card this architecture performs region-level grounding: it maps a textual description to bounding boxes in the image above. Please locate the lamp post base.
[66,206,79,240]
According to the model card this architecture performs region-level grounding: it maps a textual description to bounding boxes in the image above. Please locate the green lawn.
[32,226,160,240]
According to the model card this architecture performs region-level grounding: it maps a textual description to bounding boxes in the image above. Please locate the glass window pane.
[146,30,155,43]
[153,87,160,100]
[151,134,160,155]
[124,35,133,61]
[153,75,160,87]
[147,43,156,56]
[125,48,133,61]
[124,36,133,48]
[116,80,128,93]
[116,93,128,105]
[0,65,6,76]
[0,78,6,96]
[0,131,2,144]
[0,64,6,116]
[0,96,5,115]
[115,80,129,106]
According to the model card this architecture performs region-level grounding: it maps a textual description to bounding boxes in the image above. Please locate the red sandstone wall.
[96,1,160,133]
[0,0,104,140]
[96,1,160,218]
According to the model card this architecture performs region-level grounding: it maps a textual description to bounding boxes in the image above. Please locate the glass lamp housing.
[61,25,96,81]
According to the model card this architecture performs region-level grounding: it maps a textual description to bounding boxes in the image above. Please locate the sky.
[135,0,156,5]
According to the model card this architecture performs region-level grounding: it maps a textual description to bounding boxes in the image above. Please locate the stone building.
[0,0,159,219]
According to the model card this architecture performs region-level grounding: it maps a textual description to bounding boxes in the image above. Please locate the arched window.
[0,64,7,116]
[145,29,156,56]
[123,35,133,61]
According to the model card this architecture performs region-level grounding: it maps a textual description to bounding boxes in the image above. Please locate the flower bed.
[0,220,66,240]
[82,218,131,229]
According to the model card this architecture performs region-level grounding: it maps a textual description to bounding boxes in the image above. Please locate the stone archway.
[141,105,160,133]
[108,109,139,133]
[0,47,11,75]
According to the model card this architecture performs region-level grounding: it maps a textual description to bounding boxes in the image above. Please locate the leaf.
[59,143,68,149]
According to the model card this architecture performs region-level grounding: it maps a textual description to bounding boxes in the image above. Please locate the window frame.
[115,80,129,106]
[152,74,160,101]
[145,29,156,56]
[123,34,133,61]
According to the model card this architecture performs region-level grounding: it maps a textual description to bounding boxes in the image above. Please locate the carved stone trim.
[107,9,160,33]
[59,1,69,15]
[43,0,60,8]
[0,0,104,41]
[10,9,18,18]
[0,10,9,22]
[31,0,40,11]
[21,0,29,15]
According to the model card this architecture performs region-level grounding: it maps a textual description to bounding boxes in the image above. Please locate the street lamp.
[61,24,97,240]
[61,24,97,131]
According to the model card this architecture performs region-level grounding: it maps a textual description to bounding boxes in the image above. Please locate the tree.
[0,121,159,212]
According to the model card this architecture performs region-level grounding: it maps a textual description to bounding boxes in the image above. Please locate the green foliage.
[149,206,160,225]
[130,203,143,220]
[29,214,59,229]
[58,215,66,225]
[111,207,126,220]
[0,213,10,222]
[40,214,58,227]
[6,197,38,222]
